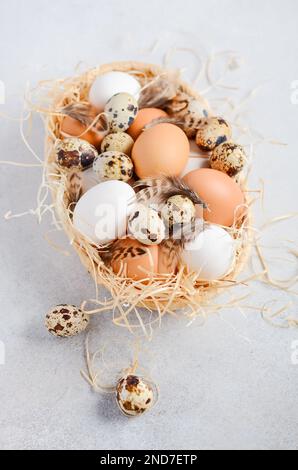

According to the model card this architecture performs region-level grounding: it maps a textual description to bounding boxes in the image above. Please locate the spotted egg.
[128,204,165,245]
[101,132,134,155]
[182,99,209,138]
[105,93,138,133]
[93,151,134,182]
[196,117,232,151]
[45,304,89,338]
[55,138,98,170]
[116,375,154,417]
[161,195,196,227]
[209,141,246,176]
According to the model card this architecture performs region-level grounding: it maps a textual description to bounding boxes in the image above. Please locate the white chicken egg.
[73,180,136,244]
[181,224,235,280]
[89,71,141,110]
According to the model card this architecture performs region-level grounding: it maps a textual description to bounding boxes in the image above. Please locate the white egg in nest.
[182,224,236,280]
[89,71,141,110]
[73,180,136,244]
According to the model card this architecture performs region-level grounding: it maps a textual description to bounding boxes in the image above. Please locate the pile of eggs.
[55,70,247,282]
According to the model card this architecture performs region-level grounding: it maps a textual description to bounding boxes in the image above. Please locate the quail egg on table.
[55,138,98,170]
[116,375,154,417]
[45,304,89,337]
[128,204,165,245]
[105,93,138,133]
[196,117,232,151]
[101,132,134,155]
[93,151,134,182]
[209,141,246,176]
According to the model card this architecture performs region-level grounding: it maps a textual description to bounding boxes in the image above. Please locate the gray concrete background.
[0,0,297,450]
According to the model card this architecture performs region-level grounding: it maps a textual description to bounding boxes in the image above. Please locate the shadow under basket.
[44,61,251,317]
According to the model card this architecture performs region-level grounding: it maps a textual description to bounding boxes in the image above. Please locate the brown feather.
[133,176,207,208]
[66,170,83,209]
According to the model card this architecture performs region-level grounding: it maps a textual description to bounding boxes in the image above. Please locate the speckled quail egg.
[196,117,232,151]
[161,195,196,227]
[45,304,89,338]
[93,151,134,182]
[128,204,166,245]
[105,93,138,133]
[209,141,246,176]
[183,99,209,138]
[116,375,154,417]
[55,138,98,170]
[101,132,134,155]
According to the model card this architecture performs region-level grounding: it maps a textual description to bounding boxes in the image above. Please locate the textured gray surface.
[0,0,298,450]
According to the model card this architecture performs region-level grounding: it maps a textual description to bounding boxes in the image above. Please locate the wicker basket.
[44,61,250,316]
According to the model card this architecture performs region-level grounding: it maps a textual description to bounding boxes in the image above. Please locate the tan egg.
[45,304,89,338]
[61,115,104,149]
[116,375,154,417]
[127,107,168,140]
[196,117,232,151]
[183,168,245,227]
[209,141,246,176]
[111,238,159,281]
[101,132,134,155]
[132,123,189,178]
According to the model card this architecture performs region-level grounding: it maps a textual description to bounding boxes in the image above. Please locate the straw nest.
[44,61,251,319]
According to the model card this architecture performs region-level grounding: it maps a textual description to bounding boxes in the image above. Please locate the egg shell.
[93,151,134,182]
[89,72,141,110]
[45,304,89,337]
[101,132,134,155]
[111,238,159,281]
[196,117,232,151]
[209,141,246,176]
[183,168,245,227]
[132,123,189,178]
[55,138,98,170]
[128,204,165,245]
[61,115,104,149]
[127,108,168,140]
[181,224,235,280]
[73,180,136,244]
[161,195,195,227]
[116,375,154,416]
[105,92,138,133]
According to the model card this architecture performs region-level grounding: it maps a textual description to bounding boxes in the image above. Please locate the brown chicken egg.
[111,238,159,281]
[111,238,177,281]
[132,123,189,178]
[61,115,104,149]
[183,168,245,227]
[127,107,168,140]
